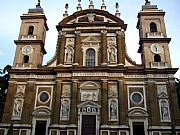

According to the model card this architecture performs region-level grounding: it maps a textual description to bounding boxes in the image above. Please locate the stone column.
[58,32,66,66]
[74,31,81,65]
[101,79,108,125]
[116,31,125,65]
[70,79,78,124]
[101,30,107,65]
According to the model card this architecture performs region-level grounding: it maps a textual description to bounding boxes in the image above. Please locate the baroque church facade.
[0,0,180,135]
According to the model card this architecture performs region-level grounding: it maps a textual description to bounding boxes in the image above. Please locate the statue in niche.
[108,47,116,62]
[61,100,69,119]
[13,99,23,117]
[110,100,118,119]
[161,100,170,120]
[65,47,73,63]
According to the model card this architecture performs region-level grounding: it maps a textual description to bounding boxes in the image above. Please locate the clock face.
[22,45,33,55]
[151,44,163,54]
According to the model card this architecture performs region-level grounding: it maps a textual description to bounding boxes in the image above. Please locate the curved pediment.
[57,9,127,30]
[128,108,149,117]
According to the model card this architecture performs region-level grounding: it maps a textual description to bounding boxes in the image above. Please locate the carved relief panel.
[108,85,118,121]
[11,85,26,120]
[107,37,117,64]
[60,84,71,121]
[64,38,75,64]
[157,85,171,122]
[80,81,100,102]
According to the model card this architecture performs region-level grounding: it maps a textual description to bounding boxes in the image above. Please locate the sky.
[0,0,179,78]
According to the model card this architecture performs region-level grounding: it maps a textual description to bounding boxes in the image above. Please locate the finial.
[115,2,119,12]
[65,3,69,11]
[63,3,69,18]
[77,0,82,11]
[102,0,105,5]
[115,2,121,18]
[89,0,94,9]
[101,0,106,10]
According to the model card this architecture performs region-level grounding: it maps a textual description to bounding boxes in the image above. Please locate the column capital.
[59,31,66,36]
[71,79,79,83]
[75,31,81,35]
[101,30,107,34]
[116,30,124,36]
[101,79,108,82]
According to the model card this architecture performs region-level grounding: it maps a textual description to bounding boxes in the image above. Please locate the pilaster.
[53,80,62,124]
[116,31,125,65]
[58,32,66,66]
[74,31,81,65]
[101,30,107,65]
[101,79,108,125]
[118,80,126,125]
[70,79,78,124]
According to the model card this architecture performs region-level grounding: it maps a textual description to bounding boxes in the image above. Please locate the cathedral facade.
[0,0,180,135]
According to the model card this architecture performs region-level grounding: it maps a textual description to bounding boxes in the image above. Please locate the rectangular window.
[132,122,145,135]
[82,115,96,135]
[35,120,47,135]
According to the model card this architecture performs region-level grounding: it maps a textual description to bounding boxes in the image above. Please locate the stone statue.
[66,48,73,63]
[14,99,22,116]
[145,0,150,5]
[37,0,41,6]
[110,100,117,119]
[66,48,72,62]
[109,47,116,62]
[161,100,169,120]
[61,100,69,118]
[89,0,93,5]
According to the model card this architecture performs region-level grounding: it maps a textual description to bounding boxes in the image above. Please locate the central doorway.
[132,122,145,135]
[82,115,96,135]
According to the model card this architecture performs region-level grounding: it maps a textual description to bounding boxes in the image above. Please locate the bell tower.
[137,0,171,69]
[13,2,48,68]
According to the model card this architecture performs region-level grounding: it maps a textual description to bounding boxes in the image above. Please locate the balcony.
[150,62,168,69]
[15,63,33,69]
[146,32,164,38]
[21,35,37,40]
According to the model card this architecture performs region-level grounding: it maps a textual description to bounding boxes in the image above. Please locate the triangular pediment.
[158,92,168,99]
[77,101,101,108]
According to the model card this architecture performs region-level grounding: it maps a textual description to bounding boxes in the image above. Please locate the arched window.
[150,22,157,32]
[86,49,95,67]
[154,54,161,62]
[23,55,29,63]
[28,26,34,35]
